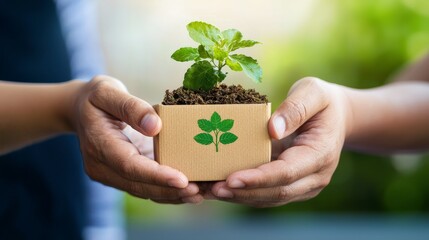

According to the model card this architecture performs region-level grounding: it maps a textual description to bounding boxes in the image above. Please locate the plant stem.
[214,130,219,152]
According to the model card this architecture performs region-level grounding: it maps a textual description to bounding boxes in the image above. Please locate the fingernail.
[168,177,187,188]
[228,179,245,188]
[216,188,233,198]
[273,115,286,138]
[140,114,158,134]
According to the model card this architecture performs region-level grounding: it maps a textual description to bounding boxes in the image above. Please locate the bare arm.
[393,54,429,82]
[208,54,429,207]
[0,77,202,204]
[0,80,81,153]
[344,54,429,153]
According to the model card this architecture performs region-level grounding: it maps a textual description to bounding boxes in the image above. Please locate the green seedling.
[194,112,238,152]
[171,21,262,91]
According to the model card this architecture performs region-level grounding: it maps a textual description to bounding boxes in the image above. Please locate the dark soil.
[162,84,269,105]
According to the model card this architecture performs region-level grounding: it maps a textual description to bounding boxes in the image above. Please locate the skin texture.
[0,76,203,204]
[206,55,429,207]
[1,55,429,207]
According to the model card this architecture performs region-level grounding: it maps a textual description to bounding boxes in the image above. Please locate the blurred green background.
[98,0,429,225]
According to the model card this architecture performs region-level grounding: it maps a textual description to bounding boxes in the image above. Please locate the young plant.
[171,21,262,91]
[194,112,238,152]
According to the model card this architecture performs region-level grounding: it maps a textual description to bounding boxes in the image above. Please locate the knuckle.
[92,74,109,83]
[120,96,138,123]
[301,76,322,87]
[309,189,323,199]
[281,164,298,184]
[284,100,308,126]
[118,160,136,179]
[319,176,332,188]
[252,168,270,187]
[88,78,109,103]
[277,186,291,201]
[302,76,329,101]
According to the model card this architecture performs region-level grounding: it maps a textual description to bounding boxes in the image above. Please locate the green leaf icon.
[217,119,234,132]
[194,111,238,152]
[194,133,213,145]
[197,119,214,132]
[210,111,221,127]
[219,132,238,145]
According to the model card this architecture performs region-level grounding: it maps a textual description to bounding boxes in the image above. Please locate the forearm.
[393,54,429,82]
[0,80,84,154]
[343,81,429,153]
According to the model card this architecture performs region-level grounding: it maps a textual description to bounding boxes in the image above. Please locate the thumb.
[88,75,161,136]
[269,77,329,139]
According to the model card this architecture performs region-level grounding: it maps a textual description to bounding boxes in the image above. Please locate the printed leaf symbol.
[171,47,199,62]
[187,21,221,46]
[210,111,221,127]
[229,54,262,83]
[197,119,214,132]
[194,133,213,145]
[218,119,234,132]
[219,132,238,145]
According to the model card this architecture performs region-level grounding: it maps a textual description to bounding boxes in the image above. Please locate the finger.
[181,194,205,204]
[212,174,326,203]
[88,75,161,136]
[269,77,329,140]
[151,194,205,205]
[85,161,200,201]
[225,145,323,189]
[121,125,154,158]
[101,135,189,188]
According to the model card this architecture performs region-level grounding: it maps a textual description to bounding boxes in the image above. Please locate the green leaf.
[213,46,228,60]
[218,119,234,132]
[210,112,221,127]
[198,45,210,58]
[194,133,213,145]
[219,132,238,144]
[229,54,263,83]
[226,57,242,71]
[171,47,199,62]
[187,21,221,46]
[197,119,214,132]
[184,60,218,91]
[231,40,260,51]
[222,29,242,43]
[215,70,226,83]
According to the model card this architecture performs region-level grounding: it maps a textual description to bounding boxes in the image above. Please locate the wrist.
[56,80,87,133]
[336,85,364,145]
[329,84,355,141]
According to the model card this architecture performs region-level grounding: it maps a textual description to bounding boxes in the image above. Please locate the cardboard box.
[154,103,271,181]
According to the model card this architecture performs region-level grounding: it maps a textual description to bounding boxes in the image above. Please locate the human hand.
[207,77,350,207]
[69,75,203,204]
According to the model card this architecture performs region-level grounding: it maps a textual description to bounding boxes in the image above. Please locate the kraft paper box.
[154,103,271,181]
